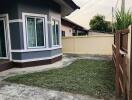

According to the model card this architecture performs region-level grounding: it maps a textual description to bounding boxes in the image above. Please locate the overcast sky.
[67,0,132,29]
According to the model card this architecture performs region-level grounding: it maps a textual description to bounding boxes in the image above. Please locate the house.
[61,18,89,37]
[0,0,79,71]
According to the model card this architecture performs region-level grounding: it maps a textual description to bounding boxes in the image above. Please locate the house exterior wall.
[9,22,24,49]
[12,0,61,49]
[0,1,19,20]
[12,48,62,61]
[0,1,62,64]
[61,25,73,37]
[48,9,61,48]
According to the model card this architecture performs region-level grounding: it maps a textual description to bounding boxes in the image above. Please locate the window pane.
[55,21,59,45]
[0,20,6,57]
[52,19,60,46]
[62,31,65,37]
[27,18,36,47]
[36,18,44,46]
[52,20,57,45]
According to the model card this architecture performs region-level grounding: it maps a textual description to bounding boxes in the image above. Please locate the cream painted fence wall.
[62,35,114,55]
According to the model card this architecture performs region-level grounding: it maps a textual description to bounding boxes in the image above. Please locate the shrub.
[115,10,132,30]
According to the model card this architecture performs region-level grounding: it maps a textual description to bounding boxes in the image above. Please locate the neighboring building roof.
[62,17,89,32]
[53,0,80,16]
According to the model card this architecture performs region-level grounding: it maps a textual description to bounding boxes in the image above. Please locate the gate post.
[115,31,121,97]
[128,25,132,100]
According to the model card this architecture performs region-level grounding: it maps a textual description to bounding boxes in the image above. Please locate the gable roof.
[62,18,89,31]
[53,0,80,16]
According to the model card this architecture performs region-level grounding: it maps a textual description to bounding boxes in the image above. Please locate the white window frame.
[0,14,12,60]
[51,17,62,47]
[22,13,48,50]
[26,17,46,49]
[0,18,8,59]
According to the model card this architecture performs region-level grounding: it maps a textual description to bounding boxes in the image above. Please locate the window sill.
[52,45,61,48]
[11,46,62,53]
[27,46,46,49]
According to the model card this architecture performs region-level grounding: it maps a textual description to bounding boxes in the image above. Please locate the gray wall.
[12,49,62,60]
[0,1,19,20]
[0,0,62,61]
[9,22,24,49]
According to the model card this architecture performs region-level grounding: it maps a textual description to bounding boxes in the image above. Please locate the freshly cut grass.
[5,60,115,98]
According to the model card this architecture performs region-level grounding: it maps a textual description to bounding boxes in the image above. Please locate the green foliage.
[115,10,132,30]
[89,15,112,32]
[106,21,112,32]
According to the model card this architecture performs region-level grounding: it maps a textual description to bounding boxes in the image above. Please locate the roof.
[53,0,80,16]
[63,0,80,10]
[62,18,89,31]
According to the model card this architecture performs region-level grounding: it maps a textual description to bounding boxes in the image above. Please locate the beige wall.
[62,35,114,55]
[61,25,73,37]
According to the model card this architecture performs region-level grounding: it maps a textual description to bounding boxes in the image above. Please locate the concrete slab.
[0,82,104,100]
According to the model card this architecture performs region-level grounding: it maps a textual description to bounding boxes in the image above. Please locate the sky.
[67,0,132,29]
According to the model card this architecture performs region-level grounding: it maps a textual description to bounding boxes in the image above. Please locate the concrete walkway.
[0,55,111,81]
[0,56,111,100]
[0,82,103,100]
[0,56,76,81]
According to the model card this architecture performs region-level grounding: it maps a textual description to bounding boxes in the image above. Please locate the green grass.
[5,60,115,98]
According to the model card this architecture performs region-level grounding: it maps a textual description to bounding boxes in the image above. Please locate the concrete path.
[0,55,111,81]
[0,82,103,100]
[0,56,111,100]
[0,56,76,81]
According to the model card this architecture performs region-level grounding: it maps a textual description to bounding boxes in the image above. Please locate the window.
[25,16,46,48]
[62,31,65,37]
[52,19,60,46]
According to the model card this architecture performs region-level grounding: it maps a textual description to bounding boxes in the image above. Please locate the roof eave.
[53,0,79,16]
[63,0,80,10]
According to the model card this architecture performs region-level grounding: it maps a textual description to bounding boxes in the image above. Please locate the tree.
[89,15,112,32]
[106,21,112,32]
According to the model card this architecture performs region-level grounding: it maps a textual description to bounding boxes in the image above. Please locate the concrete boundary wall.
[62,35,114,56]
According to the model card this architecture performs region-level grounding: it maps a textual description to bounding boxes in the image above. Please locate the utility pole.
[121,0,125,12]
[121,0,125,28]
[112,7,114,33]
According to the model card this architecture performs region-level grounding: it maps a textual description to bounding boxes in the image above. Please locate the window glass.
[26,16,46,48]
[27,18,36,47]
[55,21,59,45]
[62,31,65,37]
[52,20,56,45]
[36,18,44,46]
[52,19,60,46]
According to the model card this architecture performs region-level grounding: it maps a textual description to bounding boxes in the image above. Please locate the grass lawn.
[5,59,115,99]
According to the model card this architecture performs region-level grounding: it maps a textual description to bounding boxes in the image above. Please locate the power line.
[115,0,119,9]
[121,0,125,12]
[112,7,114,33]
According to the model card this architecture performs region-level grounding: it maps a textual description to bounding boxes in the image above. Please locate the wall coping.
[62,35,114,39]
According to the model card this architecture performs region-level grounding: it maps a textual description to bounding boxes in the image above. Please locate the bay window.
[25,15,46,48]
